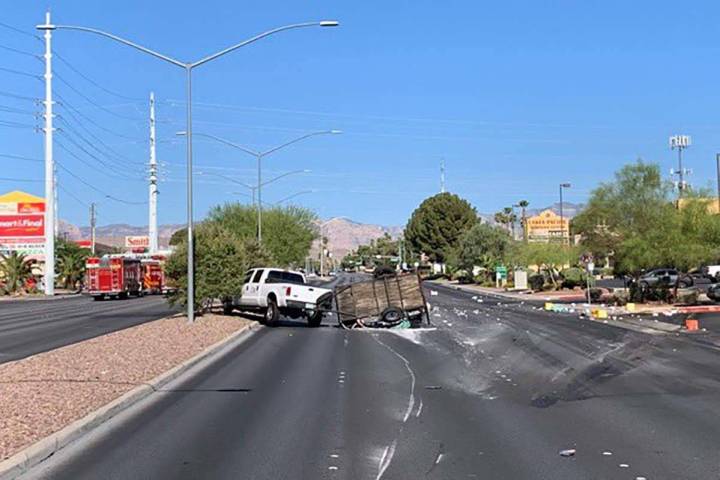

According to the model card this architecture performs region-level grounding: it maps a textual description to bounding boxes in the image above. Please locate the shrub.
[452,269,473,284]
[676,288,699,305]
[589,287,604,302]
[611,289,629,306]
[528,273,545,291]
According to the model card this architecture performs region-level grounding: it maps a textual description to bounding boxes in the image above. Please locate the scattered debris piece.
[425,385,443,390]
[602,451,612,456]
[559,449,576,457]
[619,463,629,468]
[430,290,439,296]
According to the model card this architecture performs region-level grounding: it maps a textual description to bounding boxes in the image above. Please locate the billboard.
[125,236,149,248]
[0,191,46,259]
[526,209,569,242]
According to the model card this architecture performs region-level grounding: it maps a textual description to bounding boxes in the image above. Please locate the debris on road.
[430,290,439,296]
[559,449,576,457]
[425,385,443,390]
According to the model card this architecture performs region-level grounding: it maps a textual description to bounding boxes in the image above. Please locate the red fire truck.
[85,256,142,300]
[141,258,165,294]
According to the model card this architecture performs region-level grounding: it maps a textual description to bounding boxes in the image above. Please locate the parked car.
[638,268,693,289]
[222,268,333,327]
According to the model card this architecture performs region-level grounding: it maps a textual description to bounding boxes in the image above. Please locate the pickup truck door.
[239,269,264,307]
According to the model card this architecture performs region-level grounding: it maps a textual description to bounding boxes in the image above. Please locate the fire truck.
[85,256,143,300]
[141,258,165,294]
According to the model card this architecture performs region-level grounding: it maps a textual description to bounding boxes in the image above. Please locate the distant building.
[525,209,569,243]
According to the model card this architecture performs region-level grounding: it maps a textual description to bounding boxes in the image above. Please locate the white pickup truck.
[222,268,333,327]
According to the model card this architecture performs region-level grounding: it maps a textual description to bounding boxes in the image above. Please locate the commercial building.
[525,209,569,243]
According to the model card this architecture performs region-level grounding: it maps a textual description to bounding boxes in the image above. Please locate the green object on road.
[391,320,412,329]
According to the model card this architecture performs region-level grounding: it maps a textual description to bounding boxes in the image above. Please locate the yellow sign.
[526,209,569,241]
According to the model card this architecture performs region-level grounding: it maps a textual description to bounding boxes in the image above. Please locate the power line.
[56,132,144,181]
[56,116,145,170]
[54,71,144,123]
[0,66,42,80]
[0,89,37,102]
[0,176,41,183]
[56,161,147,205]
[0,119,36,129]
[52,50,142,102]
[0,152,42,162]
[55,92,144,141]
[0,104,37,116]
[57,184,90,208]
[0,43,40,59]
[0,21,42,42]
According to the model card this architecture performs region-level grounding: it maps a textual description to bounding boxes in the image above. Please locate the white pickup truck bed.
[223,268,333,327]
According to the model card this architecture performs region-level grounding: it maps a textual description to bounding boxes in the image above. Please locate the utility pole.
[440,158,446,193]
[320,223,325,277]
[670,135,691,201]
[90,203,96,255]
[148,92,158,253]
[38,12,55,296]
[53,163,58,237]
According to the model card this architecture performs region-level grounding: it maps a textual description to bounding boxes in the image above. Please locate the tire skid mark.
[371,334,419,479]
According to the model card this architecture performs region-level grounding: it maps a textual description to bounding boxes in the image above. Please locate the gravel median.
[0,312,251,461]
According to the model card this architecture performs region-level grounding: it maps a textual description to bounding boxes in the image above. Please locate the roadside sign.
[495,265,508,279]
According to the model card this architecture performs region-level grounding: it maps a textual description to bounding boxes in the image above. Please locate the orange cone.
[685,318,699,331]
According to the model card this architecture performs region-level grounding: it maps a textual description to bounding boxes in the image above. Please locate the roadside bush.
[165,223,266,314]
[528,273,545,291]
[676,288,699,305]
[560,267,596,289]
[452,269,473,284]
[610,289,629,306]
[589,287,604,302]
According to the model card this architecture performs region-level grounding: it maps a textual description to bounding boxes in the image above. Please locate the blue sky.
[2,1,720,227]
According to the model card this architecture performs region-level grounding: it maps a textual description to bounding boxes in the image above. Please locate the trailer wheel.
[264,298,279,327]
[93,296,103,301]
[307,311,323,328]
[380,307,404,326]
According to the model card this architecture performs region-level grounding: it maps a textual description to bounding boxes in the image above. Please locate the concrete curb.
[0,321,261,480]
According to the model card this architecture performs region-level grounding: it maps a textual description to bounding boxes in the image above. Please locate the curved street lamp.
[39,13,339,322]
[179,130,339,242]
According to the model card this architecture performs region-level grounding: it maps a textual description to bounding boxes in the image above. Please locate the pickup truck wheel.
[264,298,279,327]
[307,312,323,328]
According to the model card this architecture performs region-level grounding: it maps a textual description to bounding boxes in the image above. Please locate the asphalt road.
[0,295,177,364]
[27,276,720,479]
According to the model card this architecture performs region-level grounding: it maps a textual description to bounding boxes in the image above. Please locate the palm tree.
[518,200,530,242]
[502,207,517,236]
[0,251,35,294]
[56,249,87,291]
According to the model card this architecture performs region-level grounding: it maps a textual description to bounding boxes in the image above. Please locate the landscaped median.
[0,311,255,475]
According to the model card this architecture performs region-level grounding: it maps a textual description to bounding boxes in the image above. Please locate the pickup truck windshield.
[265,270,305,285]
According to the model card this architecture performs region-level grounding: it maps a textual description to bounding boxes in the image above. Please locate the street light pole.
[716,153,720,214]
[48,16,339,322]
[181,131,339,243]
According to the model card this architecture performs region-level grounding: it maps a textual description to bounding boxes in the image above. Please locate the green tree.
[405,192,477,263]
[0,251,35,294]
[512,242,579,289]
[517,200,529,242]
[573,160,720,276]
[207,203,317,267]
[169,228,187,246]
[165,223,270,312]
[55,238,89,290]
[456,223,512,274]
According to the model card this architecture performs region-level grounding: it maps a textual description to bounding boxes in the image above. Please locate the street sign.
[495,265,508,279]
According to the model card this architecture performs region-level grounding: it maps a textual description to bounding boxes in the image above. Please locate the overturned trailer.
[334,273,431,329]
